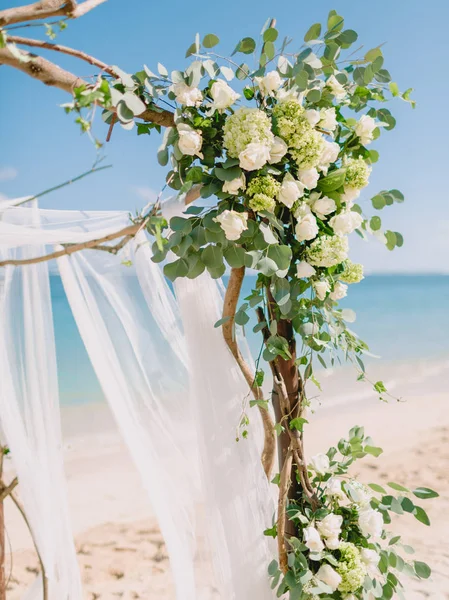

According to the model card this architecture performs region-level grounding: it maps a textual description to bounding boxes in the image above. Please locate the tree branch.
[0,0,107,26]
[0,478,18,503]
[277,448,292,574]
[7,34,117,76]
[222,267,276,479]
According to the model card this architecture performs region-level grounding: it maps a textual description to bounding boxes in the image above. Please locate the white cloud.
[0,166,18,182]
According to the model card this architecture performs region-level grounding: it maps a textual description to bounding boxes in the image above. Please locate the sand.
[4,357,449,599]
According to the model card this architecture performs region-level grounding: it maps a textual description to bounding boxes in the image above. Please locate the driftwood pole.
[0,449,6,600]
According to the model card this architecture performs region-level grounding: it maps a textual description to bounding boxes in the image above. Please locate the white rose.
[341,186,360,206]
[214,210,248,241]
[294,201,311,219]
[355,114,377,145]
[305,109,321,126]
[278,172,305,208]
[316,564,342,592]
[312,195,336,220]
[317,513,343,541]
[303,526,324,552]
[326,74,346,100]
[268,136,288,164]
[313,280,330,301]
[325,536,341,550]
[346,481,372,507]
[361,548,380,578]
[319,141,340,172]
[210,80,240,110]
[257,70,282,95]
[222,173,246,195]
[330,281,348,301]
[296,261,316,279]
[319,107,338,131]
[358,508,384,539]
[295,213,318,242]
[238,143,270,171]
[298,168,319,190]
[177,123,203,158]
[325,477,346,501]
[310,453,330,475]
[172,82,203,107]
[329,210,363,236]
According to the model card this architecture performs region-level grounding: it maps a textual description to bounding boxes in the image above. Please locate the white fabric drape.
[0,198,276,599]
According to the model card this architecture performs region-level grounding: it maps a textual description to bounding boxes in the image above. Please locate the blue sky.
[1,0,448,273]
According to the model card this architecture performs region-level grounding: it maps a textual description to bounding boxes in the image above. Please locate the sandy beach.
[4,356,449,599]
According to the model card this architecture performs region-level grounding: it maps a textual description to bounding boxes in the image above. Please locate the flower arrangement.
[64,9,436,599]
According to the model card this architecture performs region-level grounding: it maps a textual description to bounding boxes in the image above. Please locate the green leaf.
[263,28,278,42]
[237,37,256,54]
[203,33,219,48]
[372,194,386,210]
[317,168,346,193]
[290,417,308,432]
[413,506,431,526]
[368,483,387,494]
[201,245,224,268]
[304,23,322,42]
[214,166,242,181]
[401,497,415,513]
[387,482,410,493]
[224,245,246,268]
[365,47,383,63]
[157,147,169,166]
[163,258,189,281]
[116,101,134,123]
[170,217,192,233]
[388,535,401,546]
[365,445,383,458]
[413,487,439,500]
[122,92,146,115]
[267,245,292,271]
[337,29,358,45]
[385,230,397,251]
[414,561,431,579]
[370,216,381,231]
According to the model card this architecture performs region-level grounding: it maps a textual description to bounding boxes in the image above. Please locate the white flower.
[214,210,248,241]
[346,481,372,507]
[330,281,348,301]
[319,141,340,172]
[222,173,246,195]
[325,477,346,501]
[301,322,319,336]
[325,536,341,550]
[268,136,288,164]
[358,508,384,539]
[295,213,318,242]
[313,280,330,301]
[330,210,363,236]
[210,80,240,110]
[319,107,338,131]
[305,109,321,127]
[172,82,202,107]
[326,74,346,100]
[256,70,282,95]
[278,172,305,208]
[303,526,325,552]
[355,114,377,145]
[361,548,380,578]
[296,261,316,279]
[317,513,343,542]
[312,195,336,220]
[298,168,319,190]
[316,564,342,592]
[341,186,360,206]
[177,123,203,158]
[238,142,270,171]
[310,453,330,475]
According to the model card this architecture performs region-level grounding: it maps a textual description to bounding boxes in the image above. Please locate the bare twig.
[10,492,48,600]
[277,447,292,574]
[7,35,117,76]
[0,0,107,26]
[0,478,18,503]
[222,267,276,479]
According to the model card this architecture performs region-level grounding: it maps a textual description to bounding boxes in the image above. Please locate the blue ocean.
[51,275,449,406]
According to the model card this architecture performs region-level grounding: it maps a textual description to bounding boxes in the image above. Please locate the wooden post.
[0,448,6,600]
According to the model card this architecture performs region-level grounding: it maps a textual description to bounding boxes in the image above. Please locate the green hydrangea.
[290,129,325,169]
[345,157,371,189]
[247,174,280,198]
[223,107,274,157]
[249,194,276,212]
[306,234,349,267]
[340,260,364,284]
[337,542,367,594]
[272,99,310,148]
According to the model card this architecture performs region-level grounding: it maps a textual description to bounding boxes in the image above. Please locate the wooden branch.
[0,453,5,600]
[10,491,48,600]
[0,478,18,502]
[277,448,292,574]
[0,0,107,26]
[222,267,276,479]
[7,35,117,76]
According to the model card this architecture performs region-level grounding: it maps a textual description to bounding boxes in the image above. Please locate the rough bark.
[0,451,4,600]
[0,0,107,26]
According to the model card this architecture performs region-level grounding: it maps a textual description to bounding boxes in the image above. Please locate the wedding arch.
[0,2,438,600]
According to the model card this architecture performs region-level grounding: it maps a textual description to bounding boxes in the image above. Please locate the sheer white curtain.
[0,198,276,599]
